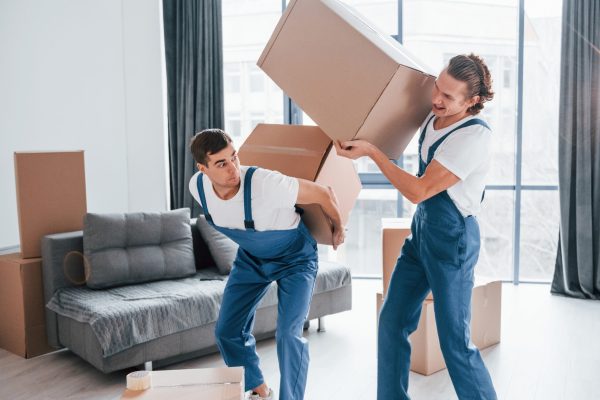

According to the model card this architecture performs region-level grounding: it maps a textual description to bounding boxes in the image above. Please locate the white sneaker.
[247,388,274,400]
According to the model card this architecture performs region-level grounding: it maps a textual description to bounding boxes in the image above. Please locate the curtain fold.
[552,0,600,299]
[163,0,224,216]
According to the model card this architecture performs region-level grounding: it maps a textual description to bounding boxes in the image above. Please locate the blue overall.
[196,167,318,400]
[378,115,497,400]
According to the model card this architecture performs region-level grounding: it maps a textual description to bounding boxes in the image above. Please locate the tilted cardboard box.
[258,0,436,159]
[238,123,361,245]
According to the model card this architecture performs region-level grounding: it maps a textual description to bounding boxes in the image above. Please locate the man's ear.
[197,162,207,173]
[468,95,480,108]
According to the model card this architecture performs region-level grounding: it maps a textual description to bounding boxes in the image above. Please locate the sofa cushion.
[195,215,238,275]
[84,209,196,289]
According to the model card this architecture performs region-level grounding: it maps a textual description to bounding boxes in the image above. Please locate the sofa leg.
[317,317,326,332]
[144,361,153,371]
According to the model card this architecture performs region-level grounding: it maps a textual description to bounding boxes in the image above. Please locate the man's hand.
[334,139,374,160]
[297,180,345,248]
[332,224,345,250]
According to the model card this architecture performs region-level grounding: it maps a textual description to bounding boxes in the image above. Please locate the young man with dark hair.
[189,128,345,400]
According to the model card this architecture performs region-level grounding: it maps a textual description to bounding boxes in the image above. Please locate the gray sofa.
[41,211,352,373]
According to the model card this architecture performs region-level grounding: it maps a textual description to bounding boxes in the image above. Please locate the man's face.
[197,143,241,188]
[431,69,478,119]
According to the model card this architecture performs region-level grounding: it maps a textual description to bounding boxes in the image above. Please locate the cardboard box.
[121,367,244,399]
[0,253,54,358]
[238,123,361,245]
[376,281,502,376]
[14,151,87,259]
[258,0,436,159]
[382,218,433,300]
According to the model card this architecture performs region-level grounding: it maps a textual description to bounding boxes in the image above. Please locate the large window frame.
[277,0,558,284]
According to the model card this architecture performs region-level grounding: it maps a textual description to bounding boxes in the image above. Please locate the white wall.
[0,0,169,249]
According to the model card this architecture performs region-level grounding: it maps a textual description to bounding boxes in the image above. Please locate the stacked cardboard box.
[376,281,501,376]
[377,217,502,376]
[382,218,433,300]
[0,151,87,358]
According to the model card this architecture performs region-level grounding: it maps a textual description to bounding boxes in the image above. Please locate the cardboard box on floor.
[14,151,87,259]
[382,218,433,300]
[0,254,54,358]
[258,0,436,159]
[121,367,244,400]
[376,280,502,376]
[238,123,361,245]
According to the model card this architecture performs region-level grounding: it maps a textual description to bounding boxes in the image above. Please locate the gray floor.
[1,280,599,400]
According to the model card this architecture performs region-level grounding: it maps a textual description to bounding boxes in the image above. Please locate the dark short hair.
[446,54,495,115]
[189,128,233,166]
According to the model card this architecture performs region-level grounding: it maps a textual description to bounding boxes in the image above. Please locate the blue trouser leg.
[215,257,271,391]
[425,217,497,400]
[276,266,317,400]
[377,236,431,400]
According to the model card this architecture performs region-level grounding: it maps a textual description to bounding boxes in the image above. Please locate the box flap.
[238,124,331,181]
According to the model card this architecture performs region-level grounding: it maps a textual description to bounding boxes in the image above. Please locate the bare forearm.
[320,187,343,229]
[296,180,343,228]
[369,146,424,204]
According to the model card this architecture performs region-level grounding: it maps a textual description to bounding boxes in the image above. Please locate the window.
[222,0,561,283]
[222,1,284,148]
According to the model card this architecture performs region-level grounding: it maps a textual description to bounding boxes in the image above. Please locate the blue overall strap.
[196,173,214,225]
[424,118,491,204]
[417,114,436,160]
[425,118,491,163]
[243,167,258,231]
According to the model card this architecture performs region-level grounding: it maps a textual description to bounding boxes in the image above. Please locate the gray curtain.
[163,0,224,216]
[552,0,600,299]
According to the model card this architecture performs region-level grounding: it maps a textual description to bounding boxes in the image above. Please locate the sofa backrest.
[83,209,195,289]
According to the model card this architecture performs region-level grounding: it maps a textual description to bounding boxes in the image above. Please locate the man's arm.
[296,179,345,249]
[334,140,460,204]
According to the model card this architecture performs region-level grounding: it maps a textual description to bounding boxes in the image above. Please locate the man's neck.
[212,182,240,200]
[434,111,470,130]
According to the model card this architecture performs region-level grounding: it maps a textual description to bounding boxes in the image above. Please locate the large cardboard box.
[14,151,87,259]
[121,367,244,399]
[258,0,436,159]
[0,254,53,358]
[376,281,502,376]
[238,123,361,245]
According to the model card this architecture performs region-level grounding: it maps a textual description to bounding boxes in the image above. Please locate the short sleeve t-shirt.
[189,166,301,231]
[419,112,492,217]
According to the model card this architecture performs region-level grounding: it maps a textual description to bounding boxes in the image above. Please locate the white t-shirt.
[188,166,301,231]
[419,112,491,217]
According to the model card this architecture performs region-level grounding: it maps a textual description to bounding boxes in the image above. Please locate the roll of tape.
[126,371,152,391]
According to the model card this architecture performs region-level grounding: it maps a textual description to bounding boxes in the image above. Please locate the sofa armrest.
[41,230,84,348]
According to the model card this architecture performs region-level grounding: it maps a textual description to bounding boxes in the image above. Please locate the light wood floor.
[1,280,599,400]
